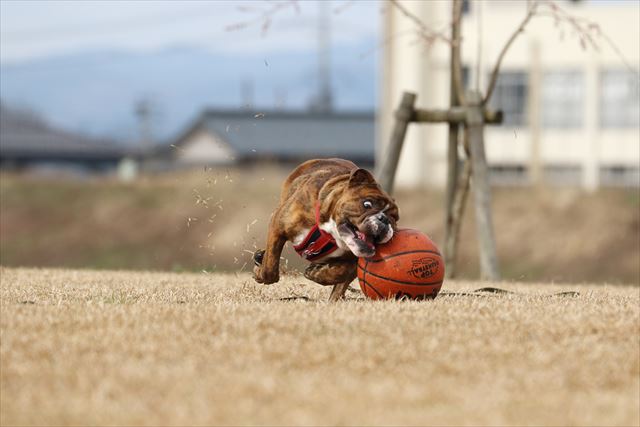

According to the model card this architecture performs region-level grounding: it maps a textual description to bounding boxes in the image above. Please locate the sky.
[0,0,382,64]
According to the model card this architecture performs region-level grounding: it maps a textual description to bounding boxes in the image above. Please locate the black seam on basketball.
[362,258,384,298]
[366,250,443,263]
[362,277,439,299]
[362,269,444,286]
[365,260,386,298]
[363,258,368,288]
[361,258,371,275]
[362,278,384,298]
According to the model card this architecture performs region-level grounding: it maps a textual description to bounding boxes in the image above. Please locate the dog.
[253,158,399,301]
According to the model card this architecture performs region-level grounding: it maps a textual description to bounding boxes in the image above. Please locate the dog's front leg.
[253,211,286,285]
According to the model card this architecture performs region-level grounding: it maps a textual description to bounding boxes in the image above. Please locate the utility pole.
[241,79,255,109]
[134,99,153,147]
[311,0,333,113]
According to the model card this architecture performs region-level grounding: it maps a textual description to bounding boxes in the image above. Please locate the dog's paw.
[254,273,279,285]
[253,265,279,285]
[253,249,265,267]
[253,264,264,283]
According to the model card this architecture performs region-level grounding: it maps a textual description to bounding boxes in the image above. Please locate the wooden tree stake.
[377,92,416,193]
[466,91,500,280]
[446,0,464,278]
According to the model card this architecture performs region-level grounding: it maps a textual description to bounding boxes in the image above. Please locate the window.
[462,66,470,90]
[600,166,640,187]
[462,0,471,15]
[600,69,640,128]
[543,164,582,186]
[542,71,584,128]
[489,71,528,127]
[489,164,529,186]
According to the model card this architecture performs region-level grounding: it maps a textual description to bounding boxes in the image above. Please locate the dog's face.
[332,169,399,258]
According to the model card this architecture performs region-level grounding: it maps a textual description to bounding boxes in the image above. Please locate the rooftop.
[0,104,131,161]
[175,109,376,162]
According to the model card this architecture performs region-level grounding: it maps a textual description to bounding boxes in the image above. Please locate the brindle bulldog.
[253,158,399,301]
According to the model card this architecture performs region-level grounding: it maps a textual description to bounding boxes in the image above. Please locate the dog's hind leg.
[328,282,351,302]
[304,261,356,302]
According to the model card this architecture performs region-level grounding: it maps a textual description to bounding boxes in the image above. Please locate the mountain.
[0,44,378,143]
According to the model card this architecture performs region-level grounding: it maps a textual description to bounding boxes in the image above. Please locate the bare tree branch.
[358,28,416,60]
[484,0,637,105]
[483,1,539,105]
[333,0,356,16]
[445,0,464,246]
[225,0,300,36]
[451,0,466,106]
[475,0,483,92]
[539,1,637,74]
[388,0,453,47]
[444,152,472,279]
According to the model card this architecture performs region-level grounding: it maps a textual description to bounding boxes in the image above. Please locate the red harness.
[293,201,338,261]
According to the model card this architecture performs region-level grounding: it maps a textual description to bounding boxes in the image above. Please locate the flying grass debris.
[193,189,213,207]
[246,219,258,233]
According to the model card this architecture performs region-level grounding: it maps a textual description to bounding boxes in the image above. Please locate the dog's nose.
[376,213,390,225]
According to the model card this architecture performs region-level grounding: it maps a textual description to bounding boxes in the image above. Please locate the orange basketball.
[357,228,445,300]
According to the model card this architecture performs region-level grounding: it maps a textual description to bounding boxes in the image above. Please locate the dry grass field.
[1,267,638,426]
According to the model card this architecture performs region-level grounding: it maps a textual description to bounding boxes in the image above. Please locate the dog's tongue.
[356,230,375,251]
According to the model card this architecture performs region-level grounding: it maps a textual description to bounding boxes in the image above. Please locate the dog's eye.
[363,200,373,209]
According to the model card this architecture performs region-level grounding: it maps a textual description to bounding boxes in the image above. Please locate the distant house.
[0,104,132,172]
[165,109,375,167]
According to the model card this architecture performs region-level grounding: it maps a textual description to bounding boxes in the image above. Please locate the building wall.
[379,0,450,188]
[175,128,236,165]
[378,0,640,189]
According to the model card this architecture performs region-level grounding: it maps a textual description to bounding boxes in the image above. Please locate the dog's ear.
[348,168,376,187]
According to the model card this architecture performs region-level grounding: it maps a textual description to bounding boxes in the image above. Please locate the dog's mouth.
[338,220,376,258]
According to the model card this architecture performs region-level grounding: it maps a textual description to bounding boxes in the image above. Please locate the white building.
[378,0,640,189]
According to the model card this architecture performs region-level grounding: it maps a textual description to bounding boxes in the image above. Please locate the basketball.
[357,228,445,300]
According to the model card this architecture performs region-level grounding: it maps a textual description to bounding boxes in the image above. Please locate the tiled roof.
[0,105,130,160]
[175,109,375,162]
